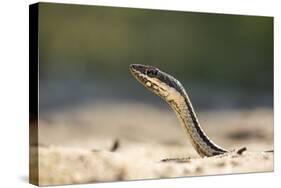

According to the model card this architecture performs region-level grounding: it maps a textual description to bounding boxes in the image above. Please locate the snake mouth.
[129,64,139,78]
[129,64,146,85]
[129,64,138,70]
[129,64,136,74]
[129,64,147,80]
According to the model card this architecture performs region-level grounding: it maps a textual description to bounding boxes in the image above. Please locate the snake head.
[129,64,185,100]
[130,64,165,96]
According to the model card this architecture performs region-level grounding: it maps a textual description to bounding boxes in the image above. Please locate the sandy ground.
[30,101,273,186]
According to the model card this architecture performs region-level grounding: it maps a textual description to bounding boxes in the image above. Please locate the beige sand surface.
[30,102,273,186]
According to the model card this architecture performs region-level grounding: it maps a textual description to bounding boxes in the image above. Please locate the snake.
[129,64,228,157]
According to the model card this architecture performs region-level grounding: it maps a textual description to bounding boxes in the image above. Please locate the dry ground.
[30,101,273,186]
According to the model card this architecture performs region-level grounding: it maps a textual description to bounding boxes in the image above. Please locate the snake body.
[129,64,228,157]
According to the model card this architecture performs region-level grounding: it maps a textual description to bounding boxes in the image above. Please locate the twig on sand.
[161,157,191,163]
[110,139,120,152]
[236,147,247,155]
[263,150,274,153]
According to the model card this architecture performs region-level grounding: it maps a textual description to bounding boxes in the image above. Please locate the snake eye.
[146,69,157,77]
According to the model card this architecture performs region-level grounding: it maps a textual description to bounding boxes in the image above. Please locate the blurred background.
[38,3,273,113]
[34,3,273,185]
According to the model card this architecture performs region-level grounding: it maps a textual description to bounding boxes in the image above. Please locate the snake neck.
[168,92,227,157]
